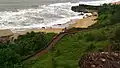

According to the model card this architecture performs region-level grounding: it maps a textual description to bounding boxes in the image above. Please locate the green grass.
[24,4,120,67]
[25,26,116,68]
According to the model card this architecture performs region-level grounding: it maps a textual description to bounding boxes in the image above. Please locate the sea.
[0,0,119,32]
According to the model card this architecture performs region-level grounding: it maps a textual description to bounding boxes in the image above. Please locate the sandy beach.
[70,16,97,28]
[0,29,13,37]
[0,16,97,38]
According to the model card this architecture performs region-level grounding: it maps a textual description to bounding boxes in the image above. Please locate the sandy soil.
[12,28,64,39]
[0,29,13,37]
[69,16,97,28]
[15,28,63,34]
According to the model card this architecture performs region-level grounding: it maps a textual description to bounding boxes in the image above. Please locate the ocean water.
[0,0,119,32]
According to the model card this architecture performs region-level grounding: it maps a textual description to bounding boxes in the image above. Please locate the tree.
[0,48,21,68]
[14,32,47,56]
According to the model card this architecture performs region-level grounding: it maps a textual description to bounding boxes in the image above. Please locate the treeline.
[0,32,55,68]
[92,4,120,51]
[92,4,120,27]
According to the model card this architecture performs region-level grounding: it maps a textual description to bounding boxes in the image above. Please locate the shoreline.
[0,15,97,38]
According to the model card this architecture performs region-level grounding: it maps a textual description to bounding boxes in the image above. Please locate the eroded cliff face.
[71,4,100,12]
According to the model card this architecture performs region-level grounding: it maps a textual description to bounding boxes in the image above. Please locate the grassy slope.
[25,4,120,68]
[26,24,120,68]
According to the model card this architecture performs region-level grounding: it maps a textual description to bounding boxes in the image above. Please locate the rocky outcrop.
[71,4,100,13]
[79,52,120,68]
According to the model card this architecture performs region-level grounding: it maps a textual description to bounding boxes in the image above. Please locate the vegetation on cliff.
[1,3,120,68]
[27,4,120,68]
[92,4,120,27]
[0,32,55,68]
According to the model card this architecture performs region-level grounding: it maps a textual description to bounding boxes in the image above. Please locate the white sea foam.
[78,0,120,6]
[0,2,81,32]
[0,0,119,33]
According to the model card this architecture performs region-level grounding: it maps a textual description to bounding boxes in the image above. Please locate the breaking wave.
[0,2,81,32]
[0,0,119,32]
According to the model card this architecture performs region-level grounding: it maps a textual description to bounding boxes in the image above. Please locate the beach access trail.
[23,16,97,61]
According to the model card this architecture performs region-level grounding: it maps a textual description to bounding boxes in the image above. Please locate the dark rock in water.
[71,4,100,13]
[78,13,84,15]
[42,27,45,29]
[71,5,87,12]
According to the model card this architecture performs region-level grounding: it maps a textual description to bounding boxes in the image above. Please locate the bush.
[0,48,21,68]
[0,32,55,68]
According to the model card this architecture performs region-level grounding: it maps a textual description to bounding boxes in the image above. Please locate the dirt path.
[35,32,66,57]
[23,16,97,61]
[23,32,67,61]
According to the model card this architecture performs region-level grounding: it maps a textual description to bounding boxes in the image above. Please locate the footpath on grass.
[23,16,97,61]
